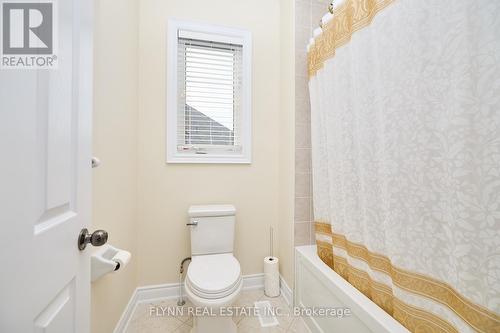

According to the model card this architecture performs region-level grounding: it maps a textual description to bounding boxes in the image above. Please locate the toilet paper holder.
[91,244,131,282]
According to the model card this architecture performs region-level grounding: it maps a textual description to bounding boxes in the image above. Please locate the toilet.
[184,205,242,333]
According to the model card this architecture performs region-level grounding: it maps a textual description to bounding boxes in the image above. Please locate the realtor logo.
[1,0,57,69]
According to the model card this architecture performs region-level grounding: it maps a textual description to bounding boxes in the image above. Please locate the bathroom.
[0,0,499,333]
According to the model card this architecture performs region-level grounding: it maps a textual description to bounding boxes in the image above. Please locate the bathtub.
[294,245,409,333]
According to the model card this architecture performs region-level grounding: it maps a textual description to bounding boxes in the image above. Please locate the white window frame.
[166,19,252,164]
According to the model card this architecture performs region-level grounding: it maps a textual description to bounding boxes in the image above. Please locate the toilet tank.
[188,205,236,256]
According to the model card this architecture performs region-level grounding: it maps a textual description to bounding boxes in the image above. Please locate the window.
[167,20,252,163]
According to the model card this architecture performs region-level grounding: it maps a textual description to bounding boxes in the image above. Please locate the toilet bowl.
[184,253,242,333]
[185,205,242,333]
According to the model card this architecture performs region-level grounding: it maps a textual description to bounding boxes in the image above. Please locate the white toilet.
[184,205,242,333]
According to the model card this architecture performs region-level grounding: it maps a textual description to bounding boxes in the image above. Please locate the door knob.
[92,157,101,168]
[78,228,108,251]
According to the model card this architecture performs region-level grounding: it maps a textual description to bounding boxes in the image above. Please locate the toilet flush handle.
[186,220,198,226]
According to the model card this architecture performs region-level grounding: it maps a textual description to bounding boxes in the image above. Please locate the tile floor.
[125,289,311,333]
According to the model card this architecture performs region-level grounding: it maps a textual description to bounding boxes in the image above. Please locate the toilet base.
[184,264,243,333]
[191,315,237,333]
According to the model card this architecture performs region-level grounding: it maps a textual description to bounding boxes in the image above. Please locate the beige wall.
[91,0,296,330]
[136,0,284,286]
[91,1,139,332]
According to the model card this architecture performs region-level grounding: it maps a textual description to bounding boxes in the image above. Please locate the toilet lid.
[186,253,241,298]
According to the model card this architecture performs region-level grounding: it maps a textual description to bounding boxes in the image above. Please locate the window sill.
[166,154,252,164]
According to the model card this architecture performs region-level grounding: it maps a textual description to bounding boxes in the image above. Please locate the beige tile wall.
[294,0,330,245]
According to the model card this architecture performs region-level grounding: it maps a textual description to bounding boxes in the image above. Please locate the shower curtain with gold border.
[308,1,500,332]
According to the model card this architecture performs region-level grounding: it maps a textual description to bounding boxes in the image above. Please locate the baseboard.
[113,287,139,333]
[114,273,271,333]
[279,275,293,306]
[241,273,266,290]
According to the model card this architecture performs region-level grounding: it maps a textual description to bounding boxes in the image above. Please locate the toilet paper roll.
[264,256,280,297]
[112,250,131,271]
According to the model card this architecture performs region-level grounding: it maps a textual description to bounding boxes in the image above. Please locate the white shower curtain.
[308,0,500,332]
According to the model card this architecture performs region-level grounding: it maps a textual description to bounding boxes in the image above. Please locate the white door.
[0,0,93,332]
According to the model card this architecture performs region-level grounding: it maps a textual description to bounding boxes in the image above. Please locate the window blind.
[177,34,243,154]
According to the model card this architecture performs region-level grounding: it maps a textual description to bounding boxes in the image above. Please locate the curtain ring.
[328,2,334,14]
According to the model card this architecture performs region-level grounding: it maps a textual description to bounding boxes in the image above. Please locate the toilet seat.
[186,253,241,299]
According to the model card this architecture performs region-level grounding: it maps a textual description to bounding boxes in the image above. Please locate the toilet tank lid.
[188,205,236,217]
